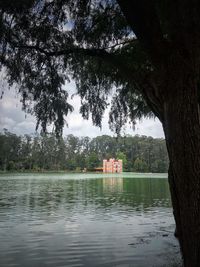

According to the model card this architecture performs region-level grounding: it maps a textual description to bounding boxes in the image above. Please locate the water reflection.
[0,174,181,267]
[103,177,123,193]
[0,177,171,219]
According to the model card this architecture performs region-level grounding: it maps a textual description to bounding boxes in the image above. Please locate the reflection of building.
[103,158,123,173]
[103,178,123,192]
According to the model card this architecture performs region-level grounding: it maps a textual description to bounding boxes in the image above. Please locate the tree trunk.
[162,75,200,267]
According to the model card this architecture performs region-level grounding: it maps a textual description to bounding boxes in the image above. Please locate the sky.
[0,81,164,138]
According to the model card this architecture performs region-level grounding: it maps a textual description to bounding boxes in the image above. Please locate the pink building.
[103,158,123,173]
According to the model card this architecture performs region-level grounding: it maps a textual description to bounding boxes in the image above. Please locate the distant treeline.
[0,130,169,173]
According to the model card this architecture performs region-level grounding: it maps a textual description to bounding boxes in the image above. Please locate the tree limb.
[13,42,163,120]
[14,43,140,86]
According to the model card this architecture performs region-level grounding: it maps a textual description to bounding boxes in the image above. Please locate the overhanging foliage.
[0,0,155,135]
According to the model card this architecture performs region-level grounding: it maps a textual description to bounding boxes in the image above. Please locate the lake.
[0,173,181,267]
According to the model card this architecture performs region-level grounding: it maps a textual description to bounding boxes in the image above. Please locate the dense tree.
[0,131,168,173]
[20,134,32,169]
[86,152,100,170]
[0,0,200,264]
[133,157,148,173]
[0,129,21,170]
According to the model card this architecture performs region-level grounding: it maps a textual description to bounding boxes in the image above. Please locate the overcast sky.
[0,82,164,138]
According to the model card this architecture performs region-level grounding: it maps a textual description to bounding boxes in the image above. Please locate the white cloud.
[0,83,164,138]
[0,89,37,135]
[133,118,164,138]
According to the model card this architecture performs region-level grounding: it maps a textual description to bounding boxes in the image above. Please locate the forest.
[0,130,168,173]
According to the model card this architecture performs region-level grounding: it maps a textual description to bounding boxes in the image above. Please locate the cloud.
[0,84,164,138]
[133,118,164,138]
[0,89,37,135]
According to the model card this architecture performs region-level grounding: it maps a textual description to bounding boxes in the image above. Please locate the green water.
[0,173,181,267]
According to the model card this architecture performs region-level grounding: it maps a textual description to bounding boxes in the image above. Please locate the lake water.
[0,173,181,267]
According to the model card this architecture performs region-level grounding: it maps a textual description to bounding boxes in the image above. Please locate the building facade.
[103,158,123,173]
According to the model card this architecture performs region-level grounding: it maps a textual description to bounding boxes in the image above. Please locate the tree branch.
[14,43,140,85]
[14,42,163,120]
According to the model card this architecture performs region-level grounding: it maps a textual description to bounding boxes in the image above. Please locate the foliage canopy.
[0,0,155,135]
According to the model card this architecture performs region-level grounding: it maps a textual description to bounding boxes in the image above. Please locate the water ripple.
[0,174,181,267]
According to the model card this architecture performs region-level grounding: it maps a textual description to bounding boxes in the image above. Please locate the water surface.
[0,173,181,267]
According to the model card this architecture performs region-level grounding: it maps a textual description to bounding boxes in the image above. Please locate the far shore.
[0,170,167,175]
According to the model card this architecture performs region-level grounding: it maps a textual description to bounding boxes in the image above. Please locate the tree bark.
[162,74,200,267]
[117,1,200,265]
